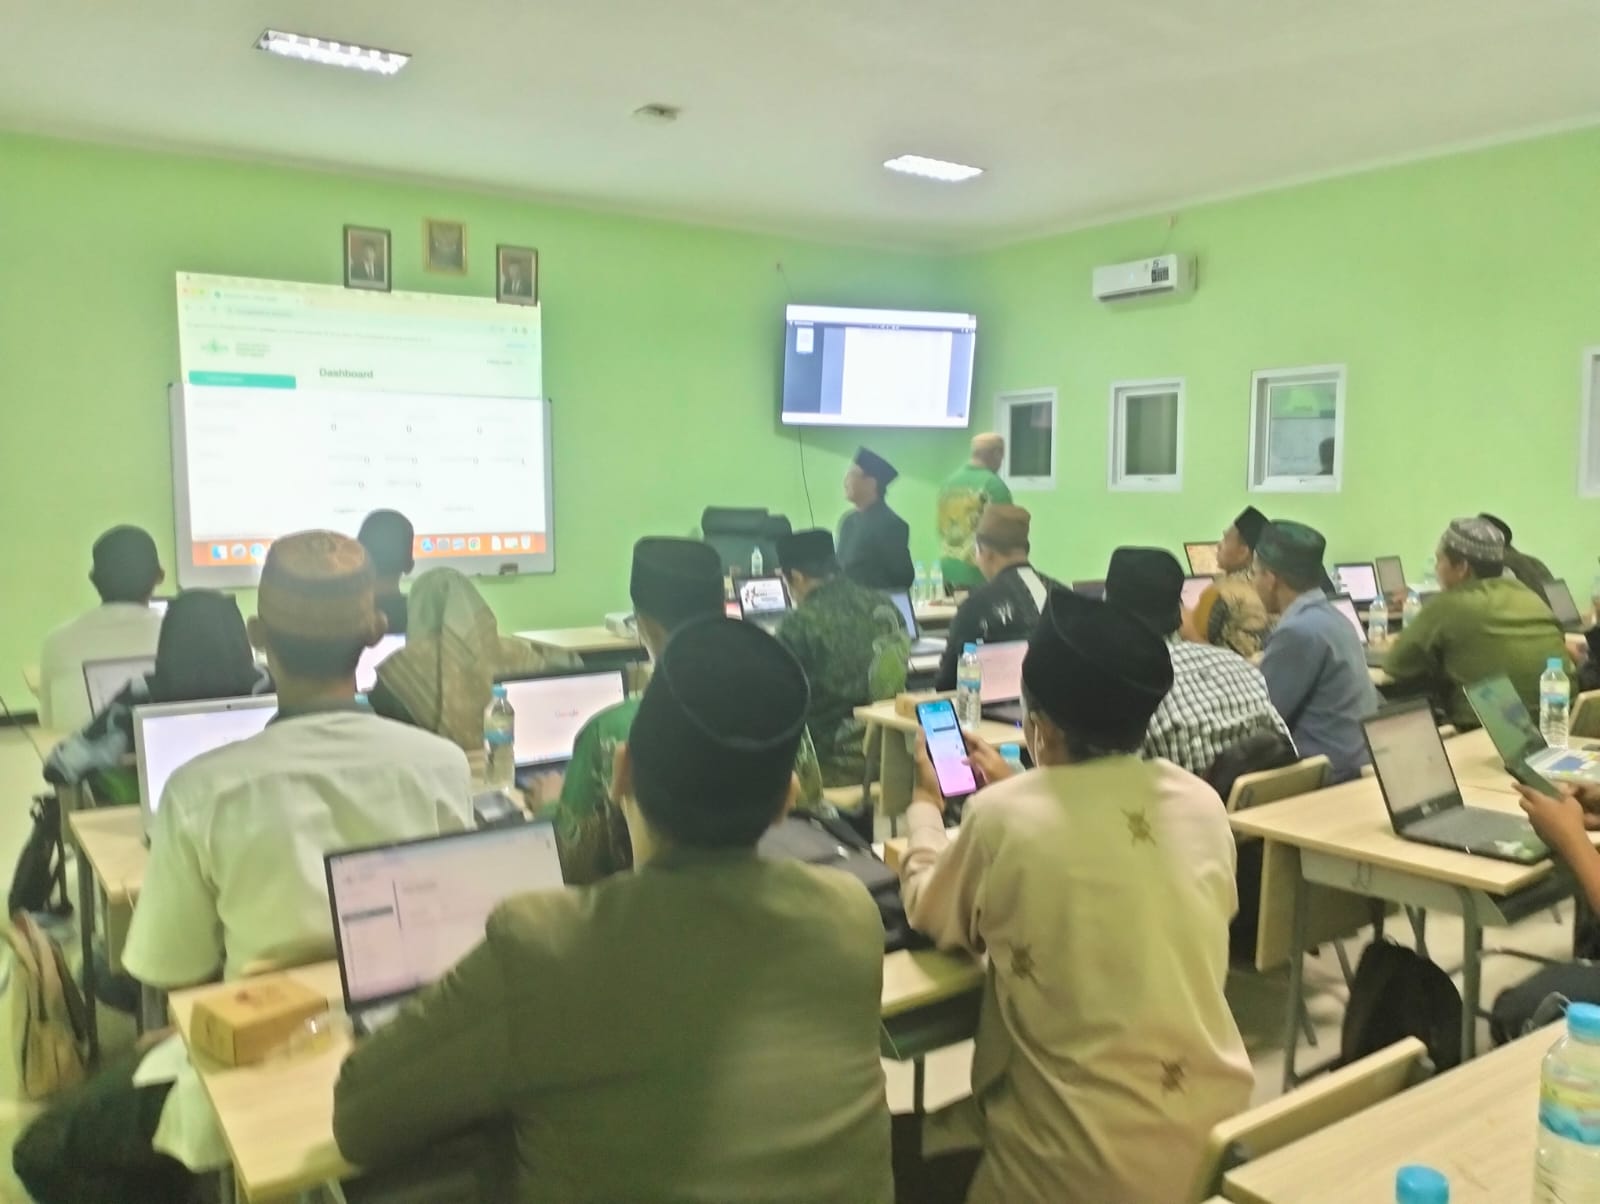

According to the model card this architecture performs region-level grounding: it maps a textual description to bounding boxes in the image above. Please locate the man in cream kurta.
[899,586,1253,1204]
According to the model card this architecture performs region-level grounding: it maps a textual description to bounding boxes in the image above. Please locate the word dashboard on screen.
[781,305,976,429]
[171,273,551,588]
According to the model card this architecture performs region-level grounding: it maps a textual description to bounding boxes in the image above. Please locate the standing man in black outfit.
[837,447,914,591]
[935,504,1055,690]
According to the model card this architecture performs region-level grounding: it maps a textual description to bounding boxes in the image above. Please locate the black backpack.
[9,795,67,918]
[1340,939,1461,1071]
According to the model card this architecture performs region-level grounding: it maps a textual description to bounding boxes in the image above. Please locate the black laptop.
[1542,579,1585,633]
[1363,699,1547,865]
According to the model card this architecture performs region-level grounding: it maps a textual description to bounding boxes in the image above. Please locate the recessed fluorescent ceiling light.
[884,154,983,182]
[256,30,410,75]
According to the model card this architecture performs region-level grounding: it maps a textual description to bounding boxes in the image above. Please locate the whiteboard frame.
[168,383,556,588]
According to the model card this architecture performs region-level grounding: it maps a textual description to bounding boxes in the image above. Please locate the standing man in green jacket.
[937,432,1012,592]
[777,529,909,786]
[1384,517,1570,729]
[333,617,894,1204]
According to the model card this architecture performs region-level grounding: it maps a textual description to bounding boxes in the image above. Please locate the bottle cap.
[963,643,978,654]
[1000,743,1021,760]
[1569,1002,1600,1042]
[1395,1165,1449,1203]
[491,683,507,698]
[1548,657,1565,672]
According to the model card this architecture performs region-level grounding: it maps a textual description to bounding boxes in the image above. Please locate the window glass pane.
[1123,391,1178,477]
[1008,401,1052,478]
[1588,358,1600,487]
[1265,379,1337,477]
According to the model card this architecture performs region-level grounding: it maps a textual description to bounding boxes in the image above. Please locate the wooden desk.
[515,626,640,657]
[173,949,983,1202]
[23,663,42,698]
[68,805,149,1059]
[1224,1023,1552,1203]
[1231,766,1571,1087]
[1445,728,1519,794]
[914,602,958,632]
[855,700,1022,817]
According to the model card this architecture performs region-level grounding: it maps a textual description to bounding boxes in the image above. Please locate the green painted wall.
[960,127,1600,600]
[0,133,967,707]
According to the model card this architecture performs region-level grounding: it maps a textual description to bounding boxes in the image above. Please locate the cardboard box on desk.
[190,975,327,1067]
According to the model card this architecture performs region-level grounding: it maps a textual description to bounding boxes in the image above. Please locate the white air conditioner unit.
[1092,254,1195,302]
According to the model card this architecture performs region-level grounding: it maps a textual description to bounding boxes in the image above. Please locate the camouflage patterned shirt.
[777,576,910,787]
[1200,568,1272,658]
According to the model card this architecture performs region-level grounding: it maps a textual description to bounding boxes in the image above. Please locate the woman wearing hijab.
[44,590,268,799]
[369,567,575,754]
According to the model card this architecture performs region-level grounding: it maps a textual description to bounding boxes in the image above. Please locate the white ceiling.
[6,0,1600,249]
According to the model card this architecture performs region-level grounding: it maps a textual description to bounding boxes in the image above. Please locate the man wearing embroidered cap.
[935,503,1058,690]
[1190,505,1272,657]
[335,617,895,1202]
[896,588,1252,1204]
[837,446,914,591]
[17,531,475,1204]
[1385,517,1570,728]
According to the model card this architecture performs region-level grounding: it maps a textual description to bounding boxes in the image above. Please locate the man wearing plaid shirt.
[1106,547,1292,777]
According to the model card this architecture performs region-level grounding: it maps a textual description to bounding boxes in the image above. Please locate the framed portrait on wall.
[344,225,391,292]
[424,218,467,274]
[496,245,538,305]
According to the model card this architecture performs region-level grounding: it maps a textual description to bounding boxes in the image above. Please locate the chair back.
[1186,1037,1430,1202]
[1224,755,1331,814]
[701,507,789,576]
[1573,689,1600,740]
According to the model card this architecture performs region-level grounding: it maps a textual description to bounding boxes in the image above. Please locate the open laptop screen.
[1374,556,1406,598]
[355,634,406,694]
[977,640,1026,705]
[1364,703,1461,827]
[1465,675,1546,768]
[737,576,790,619]
[1330,595,1367,644]
[886,590,920,639]
[328,822,565,1010]
[1333,563,1379,605]
[83,656,156,716]
[1545,579,1582,629]
[501,670,627,768]
[1184,542,1220,576]
[1181,576,1212,613]
[134,696,277,820]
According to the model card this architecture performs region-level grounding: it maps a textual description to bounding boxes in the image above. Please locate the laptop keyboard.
[1414,806,1533,844]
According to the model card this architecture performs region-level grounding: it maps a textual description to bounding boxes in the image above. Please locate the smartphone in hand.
[916,699,977,802]
[1510,758,1562,798]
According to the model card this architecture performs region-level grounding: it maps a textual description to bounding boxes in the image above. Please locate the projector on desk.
[605,612,638,640]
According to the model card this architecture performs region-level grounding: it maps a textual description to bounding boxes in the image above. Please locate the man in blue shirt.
[1253,521,1379,782]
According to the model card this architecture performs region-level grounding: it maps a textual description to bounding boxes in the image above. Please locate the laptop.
[1542,579,1585,633]
[1374,556,1407,599]
[82,655,156,716]
[1181,575,1212,613]
[1333,563,1381,607]
[1363,699,1547,864]
[326,821,566,1036]
[499,669,629,781]
[977,640,1027,725]
[1184,542,1221,576]
[1072,580,1106,601]
[1330,594,1388,668]
[736,575,791,633]
[1465,675,1600,785]
[887,589,946,667]
[133,695,277,838]
[355,633,406,694]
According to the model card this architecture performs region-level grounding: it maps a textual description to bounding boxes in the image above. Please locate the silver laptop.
[325,822,566,1036]
[132,696,277,838]
[1542,579,1584,633]
[1184,542,1220,576]
[82,656,156,716]
[1331,594,1388,669]
[1333,563,1380,607]
[1363,700,1546,865]
[736,575,791,634]
[499,669,628,777]
[977,640,1027,724]
[1374,556,1407,599]
[887,589,946,667]
[355,633,406,694]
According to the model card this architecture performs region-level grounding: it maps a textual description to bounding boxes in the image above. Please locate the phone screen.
[917,700,977,799]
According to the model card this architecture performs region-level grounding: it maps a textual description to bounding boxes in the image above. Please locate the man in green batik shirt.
[548,537,823,885]
[776,529,910,787]
[937,433,1012,592]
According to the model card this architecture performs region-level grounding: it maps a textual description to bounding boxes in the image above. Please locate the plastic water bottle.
[1533,1002,1600,1202]
[485,684,516,790]
[930,562,945,600]
[999,743,1026,777]
[1590,574,1600,621]
[1402,589,1423,629]
[1367,604,1389,648]
[1396,1165,1450,1203]
[1541,658,1571,751]
[956,643,983,731]
[749,546,763,577]
[913,562,928,605]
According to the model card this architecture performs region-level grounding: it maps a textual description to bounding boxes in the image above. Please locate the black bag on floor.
[9,794,65,917]
[1340,939,1461,1071]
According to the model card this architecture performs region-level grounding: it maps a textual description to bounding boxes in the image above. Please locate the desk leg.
[138,984,165,1036]
[1280,849,1309,1094]
[1458,887,1482,1063]
[913,1057,926,1119]
[76,848,99,1065]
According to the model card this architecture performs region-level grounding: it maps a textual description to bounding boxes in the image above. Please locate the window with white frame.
[995,388,1056,489]
[1248,365,1346,492]
[1109,379,1184,491]
[1581,349,1600,496]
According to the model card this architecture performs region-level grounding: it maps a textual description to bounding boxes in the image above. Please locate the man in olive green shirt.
[547,537,821,884]
[937,433,1012,590]
[334,617,894,1204]
[1385,517,1570,729]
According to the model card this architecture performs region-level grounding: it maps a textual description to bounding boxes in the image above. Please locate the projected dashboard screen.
[172,273,551,587]
[781,305,975,429]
